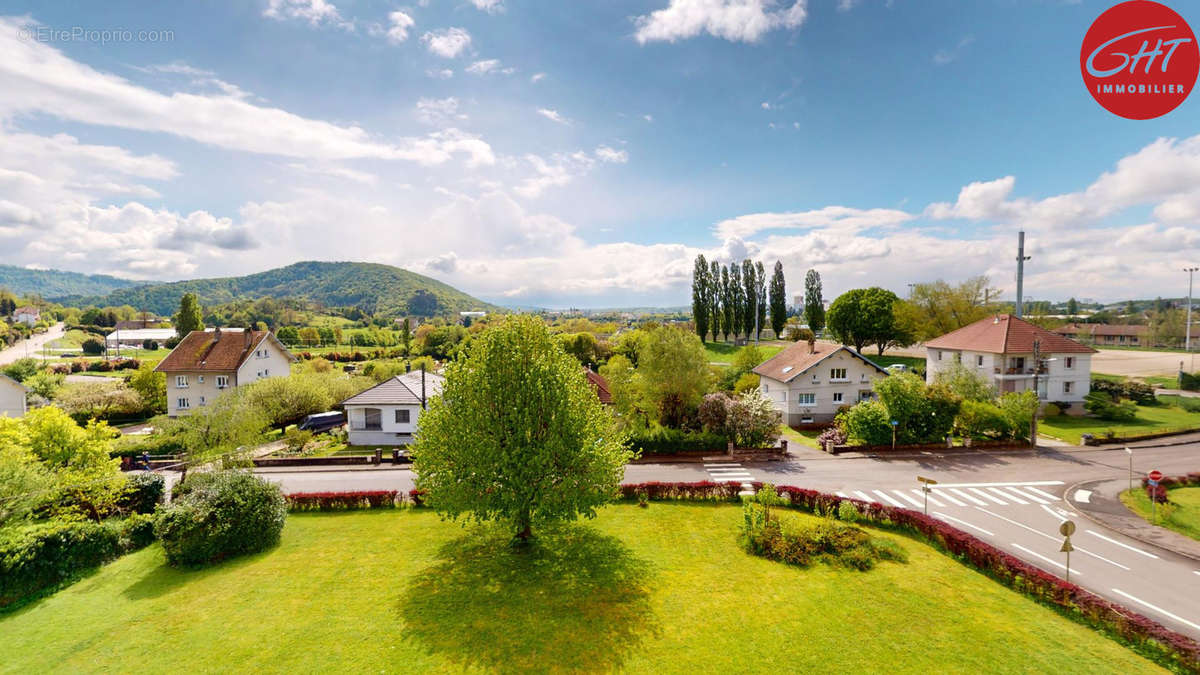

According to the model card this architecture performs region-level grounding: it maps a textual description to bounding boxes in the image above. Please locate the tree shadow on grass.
[399,524,660,673]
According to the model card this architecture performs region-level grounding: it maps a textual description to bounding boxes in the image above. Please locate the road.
[257,437,1200,640]
[0,322,64,366]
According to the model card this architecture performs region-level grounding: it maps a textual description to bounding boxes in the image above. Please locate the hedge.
[624,428,728,455]
[1141,472,1200,504]
[286,491,399,510]
[620,482,1200,673]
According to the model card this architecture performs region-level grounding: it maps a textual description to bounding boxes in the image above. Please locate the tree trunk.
[513,509,533,547]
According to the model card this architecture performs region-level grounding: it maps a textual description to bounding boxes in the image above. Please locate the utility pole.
[1186,267,1197,354]
[1030,339,1040,446]
[1016,231,1030,318]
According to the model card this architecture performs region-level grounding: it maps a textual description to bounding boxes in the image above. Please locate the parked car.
[297,411,346,434]
[885,364,909,373]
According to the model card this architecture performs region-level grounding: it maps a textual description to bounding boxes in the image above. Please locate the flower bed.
[1141,473,1200,504]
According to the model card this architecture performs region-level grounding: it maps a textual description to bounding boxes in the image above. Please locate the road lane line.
[853,490,873,502]
[893,491,926,508]
[912,489,945,507]
[990,487,1028,505]
[975,508,1130,570]
[1085,530,1160,559]
[932,481,1065,488]
[970,488,1007,505]
[934,490,968,507]
[1011,543,1079,575]
[1025,486,1061,501]
[933,512,995,536]
[873,490,907,508]
[1111,589,1200,632]
[1008,486,1051,504]
[948,488,989,506]
[1039,504,1067,522]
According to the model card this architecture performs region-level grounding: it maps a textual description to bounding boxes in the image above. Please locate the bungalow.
[753,342,888,425]
[11,306,40,326]
[1053,323,1147,346]
[105,327,177,349]
[0,373,28,418]
[340,370,445,446]
[924,314,1096,413]
[155,328,297,417]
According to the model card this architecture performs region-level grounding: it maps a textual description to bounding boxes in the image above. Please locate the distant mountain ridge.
[58,261,498,317]
[0,264,146,299]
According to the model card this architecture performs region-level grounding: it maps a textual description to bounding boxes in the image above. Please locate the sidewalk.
[1069,476,1200,563]
[1156,388,1200,399]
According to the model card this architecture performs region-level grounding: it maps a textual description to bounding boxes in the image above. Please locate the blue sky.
[0,0,1198,307]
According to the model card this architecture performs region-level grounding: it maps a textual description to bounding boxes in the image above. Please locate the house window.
[177,397,190,410]
[264,369,270,377]
[937,351,943,361]
[763,383,768,393]
[1064,357,1074,369]
[976,355,984,367]
[197,376,204,384]
[395,409,411,424]
[811,373,819,383]
[216,375,229,389]
[832,392,844,403]
[796,393,816,405]
[830,368,847,380]
[781,391,787,402]
[175,375,188,388]
[1064,381,1074,394]
[363,408,382,431]
[198,396,206,406]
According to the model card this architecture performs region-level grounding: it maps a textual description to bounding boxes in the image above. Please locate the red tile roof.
[585,368,613,404]
[925,314,1096,354]
[1054,323,1148,337]
[752,342,886,383]
[154,329,295,373]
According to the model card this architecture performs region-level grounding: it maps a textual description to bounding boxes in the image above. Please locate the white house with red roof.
[11,306,40,326]
[753,342,888,426]
[924,314,1096,413]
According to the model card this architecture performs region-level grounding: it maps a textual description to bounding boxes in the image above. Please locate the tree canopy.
[803,269,824,334]
[173,293,204,338]
[826,287,909,354]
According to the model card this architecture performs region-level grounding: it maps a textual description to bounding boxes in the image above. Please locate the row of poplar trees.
[690,255,787,343]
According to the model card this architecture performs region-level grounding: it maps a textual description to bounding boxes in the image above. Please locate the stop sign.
[1149,470,1163,482]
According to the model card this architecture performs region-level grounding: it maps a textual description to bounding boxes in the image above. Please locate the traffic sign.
[1059,520,1075,537]
[917,476,938,485]
[1149,469,1163,482]
[890,420,899,426]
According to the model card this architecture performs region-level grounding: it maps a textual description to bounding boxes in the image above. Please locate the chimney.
[213,327,221,341]
[405,361,411,373]
[245,328,252,348]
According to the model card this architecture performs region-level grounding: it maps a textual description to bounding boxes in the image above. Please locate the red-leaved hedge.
[286,491,399,510]
[1143,473,1200,503]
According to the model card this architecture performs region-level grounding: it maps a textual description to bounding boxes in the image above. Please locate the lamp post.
[1125,447,1133,493]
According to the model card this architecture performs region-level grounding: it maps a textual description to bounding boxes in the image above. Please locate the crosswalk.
[833,482,1063,509]
[704,462,756,497]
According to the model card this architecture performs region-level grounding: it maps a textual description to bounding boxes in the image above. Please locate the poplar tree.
[755,260,767,341]
[691,255,710,342]
[804,269,825,335]
[769,260,787,338]
[721,265,734,341]
[709,259,723,342]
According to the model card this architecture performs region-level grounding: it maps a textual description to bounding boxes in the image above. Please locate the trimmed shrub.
[81,338,105,356]
[0,520,121,609]
[625,427,727,455]
[285,491,398,510]
[155,471,287,567]
[121,472,166,514]
[1085,391,1137,421]
[118,513,158,552]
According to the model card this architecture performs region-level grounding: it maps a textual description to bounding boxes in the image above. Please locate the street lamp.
[1124,447,1133,493]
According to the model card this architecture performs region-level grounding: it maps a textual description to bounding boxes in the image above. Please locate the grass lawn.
[1121,487,1200,543]
[778,423,823,450]
[868,354,925,373]
[0,505,1163,673]
[1038,402,1200,444]
[703,340,783,365]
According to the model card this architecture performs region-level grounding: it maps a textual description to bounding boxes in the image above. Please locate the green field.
[1038,401,1200,444]
[778,423,823,449]
[868,354,925,373]
[703,341,783,365]
[1121,487,1200,542]
[0,505,1162,673]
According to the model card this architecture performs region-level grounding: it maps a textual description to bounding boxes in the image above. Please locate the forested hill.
[59,261,498,317]
[0,264,145,298]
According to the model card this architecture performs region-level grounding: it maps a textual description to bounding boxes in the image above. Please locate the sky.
[0,0,1198,308]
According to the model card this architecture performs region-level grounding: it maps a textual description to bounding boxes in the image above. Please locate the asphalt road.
[0,322,64,366]
[257,437,1200,639]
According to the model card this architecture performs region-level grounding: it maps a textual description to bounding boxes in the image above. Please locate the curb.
[1065,478,1200,565]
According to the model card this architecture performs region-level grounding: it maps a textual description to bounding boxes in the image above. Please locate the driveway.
[0,322,65,366]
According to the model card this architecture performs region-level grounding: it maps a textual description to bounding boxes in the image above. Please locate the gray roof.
[0,372,29,392]
[341,371,445,406]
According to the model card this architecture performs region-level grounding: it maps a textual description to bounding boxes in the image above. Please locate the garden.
[1038,383,1200,445]
[1122,473,1200,543]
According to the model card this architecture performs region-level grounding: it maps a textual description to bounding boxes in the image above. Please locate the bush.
[155,471,287,567]
[1090,378,1157,405]
[624,427,727,455]
[733,372,760,395]
[81,338,105,356]
[740,496,906,571]
[837,400,892,445]
[817,424,848,449]
[121,472,165,514]
[0,520,121,609]
[1084,391,1137,421]
[118,513,158,551]
[285,491,399,510]
[2,357,40,382]
[954,399,1011,439]
[1180,371,1200,392]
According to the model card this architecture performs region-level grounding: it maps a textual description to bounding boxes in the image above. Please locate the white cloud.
[427,68,455,79]
[421,27,472,58]
[537,108,568,124]
[285,162,378,185]
[385,11,415,43]
[263,0,353,30]
[714,206,914,239]
[515,153,597,198]
[469,0,504,13]
[466,59,514,75]
[595,145,629,163]
[415,97,467,125]
[634,0,808,44]
[837,0,860,10]
[761,101,772,110]
[531,72,547,83]
[643,114,654,122]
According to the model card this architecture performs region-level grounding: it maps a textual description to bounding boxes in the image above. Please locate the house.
[753,342,888,425]
[340,370,446,446]
[105,328,177,349]
[584,368,613,405]
[0,373,28,418]
[154,328,297,417]
[1053,323,1147,346]
[924,314,1096,413]
[114,317,166,331]
[11,306,40,326]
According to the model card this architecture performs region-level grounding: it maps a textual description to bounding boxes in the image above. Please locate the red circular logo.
[1081,1,1199,119]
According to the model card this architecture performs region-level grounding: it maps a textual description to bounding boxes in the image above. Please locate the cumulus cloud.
[421,27,472,58]
[714,206,914,239]
[537,108,568,124]
[415,97,467,125]
[531,72,547,83]
[385,10,415,43]
[634,0,808,44]
[469,0,504,13]
[263,0,353,30]
[466,59,514,75]
[595,145,629,163]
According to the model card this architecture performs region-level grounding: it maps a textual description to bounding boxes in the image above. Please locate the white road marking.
[835,491,849,498]
[873,490,907,508]
[853,490,873,502]
[1073,489,1093,504]
[970,488,1007,505]
[1086,530,1159,560]
[1008,486,1051,504]
[1011,543,1079,575]
[1194,571,1200,576]
[1039,504,1067,522]
[703,463,741,468]
[893,490,926,508]
[913,489,945,507]
[933,512,995,536]
[932,480,1065,488]
[948,488,989,506]
[933,490,967,507]
[1025,486,1061,501]
[991,487,1028,505]
[1111,589,1200,632]
[975,508,1130,571]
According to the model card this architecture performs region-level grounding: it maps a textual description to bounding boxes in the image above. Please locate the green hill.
[60,261,497,317]
[0,264,144,298]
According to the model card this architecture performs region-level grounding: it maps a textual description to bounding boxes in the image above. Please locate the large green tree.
[906,277,999,340]
[754,260,767,341]
[803,269,825,335]
[691,254,710,342]
[741,259,757,340]
[720,265,734,341]
[709,259,722,342]
[769,261,786,338]
[729,263,744,340]
[826,287,905,354]
[637,326,712,427]
[412,316,629,544]
[173,292,204,338]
